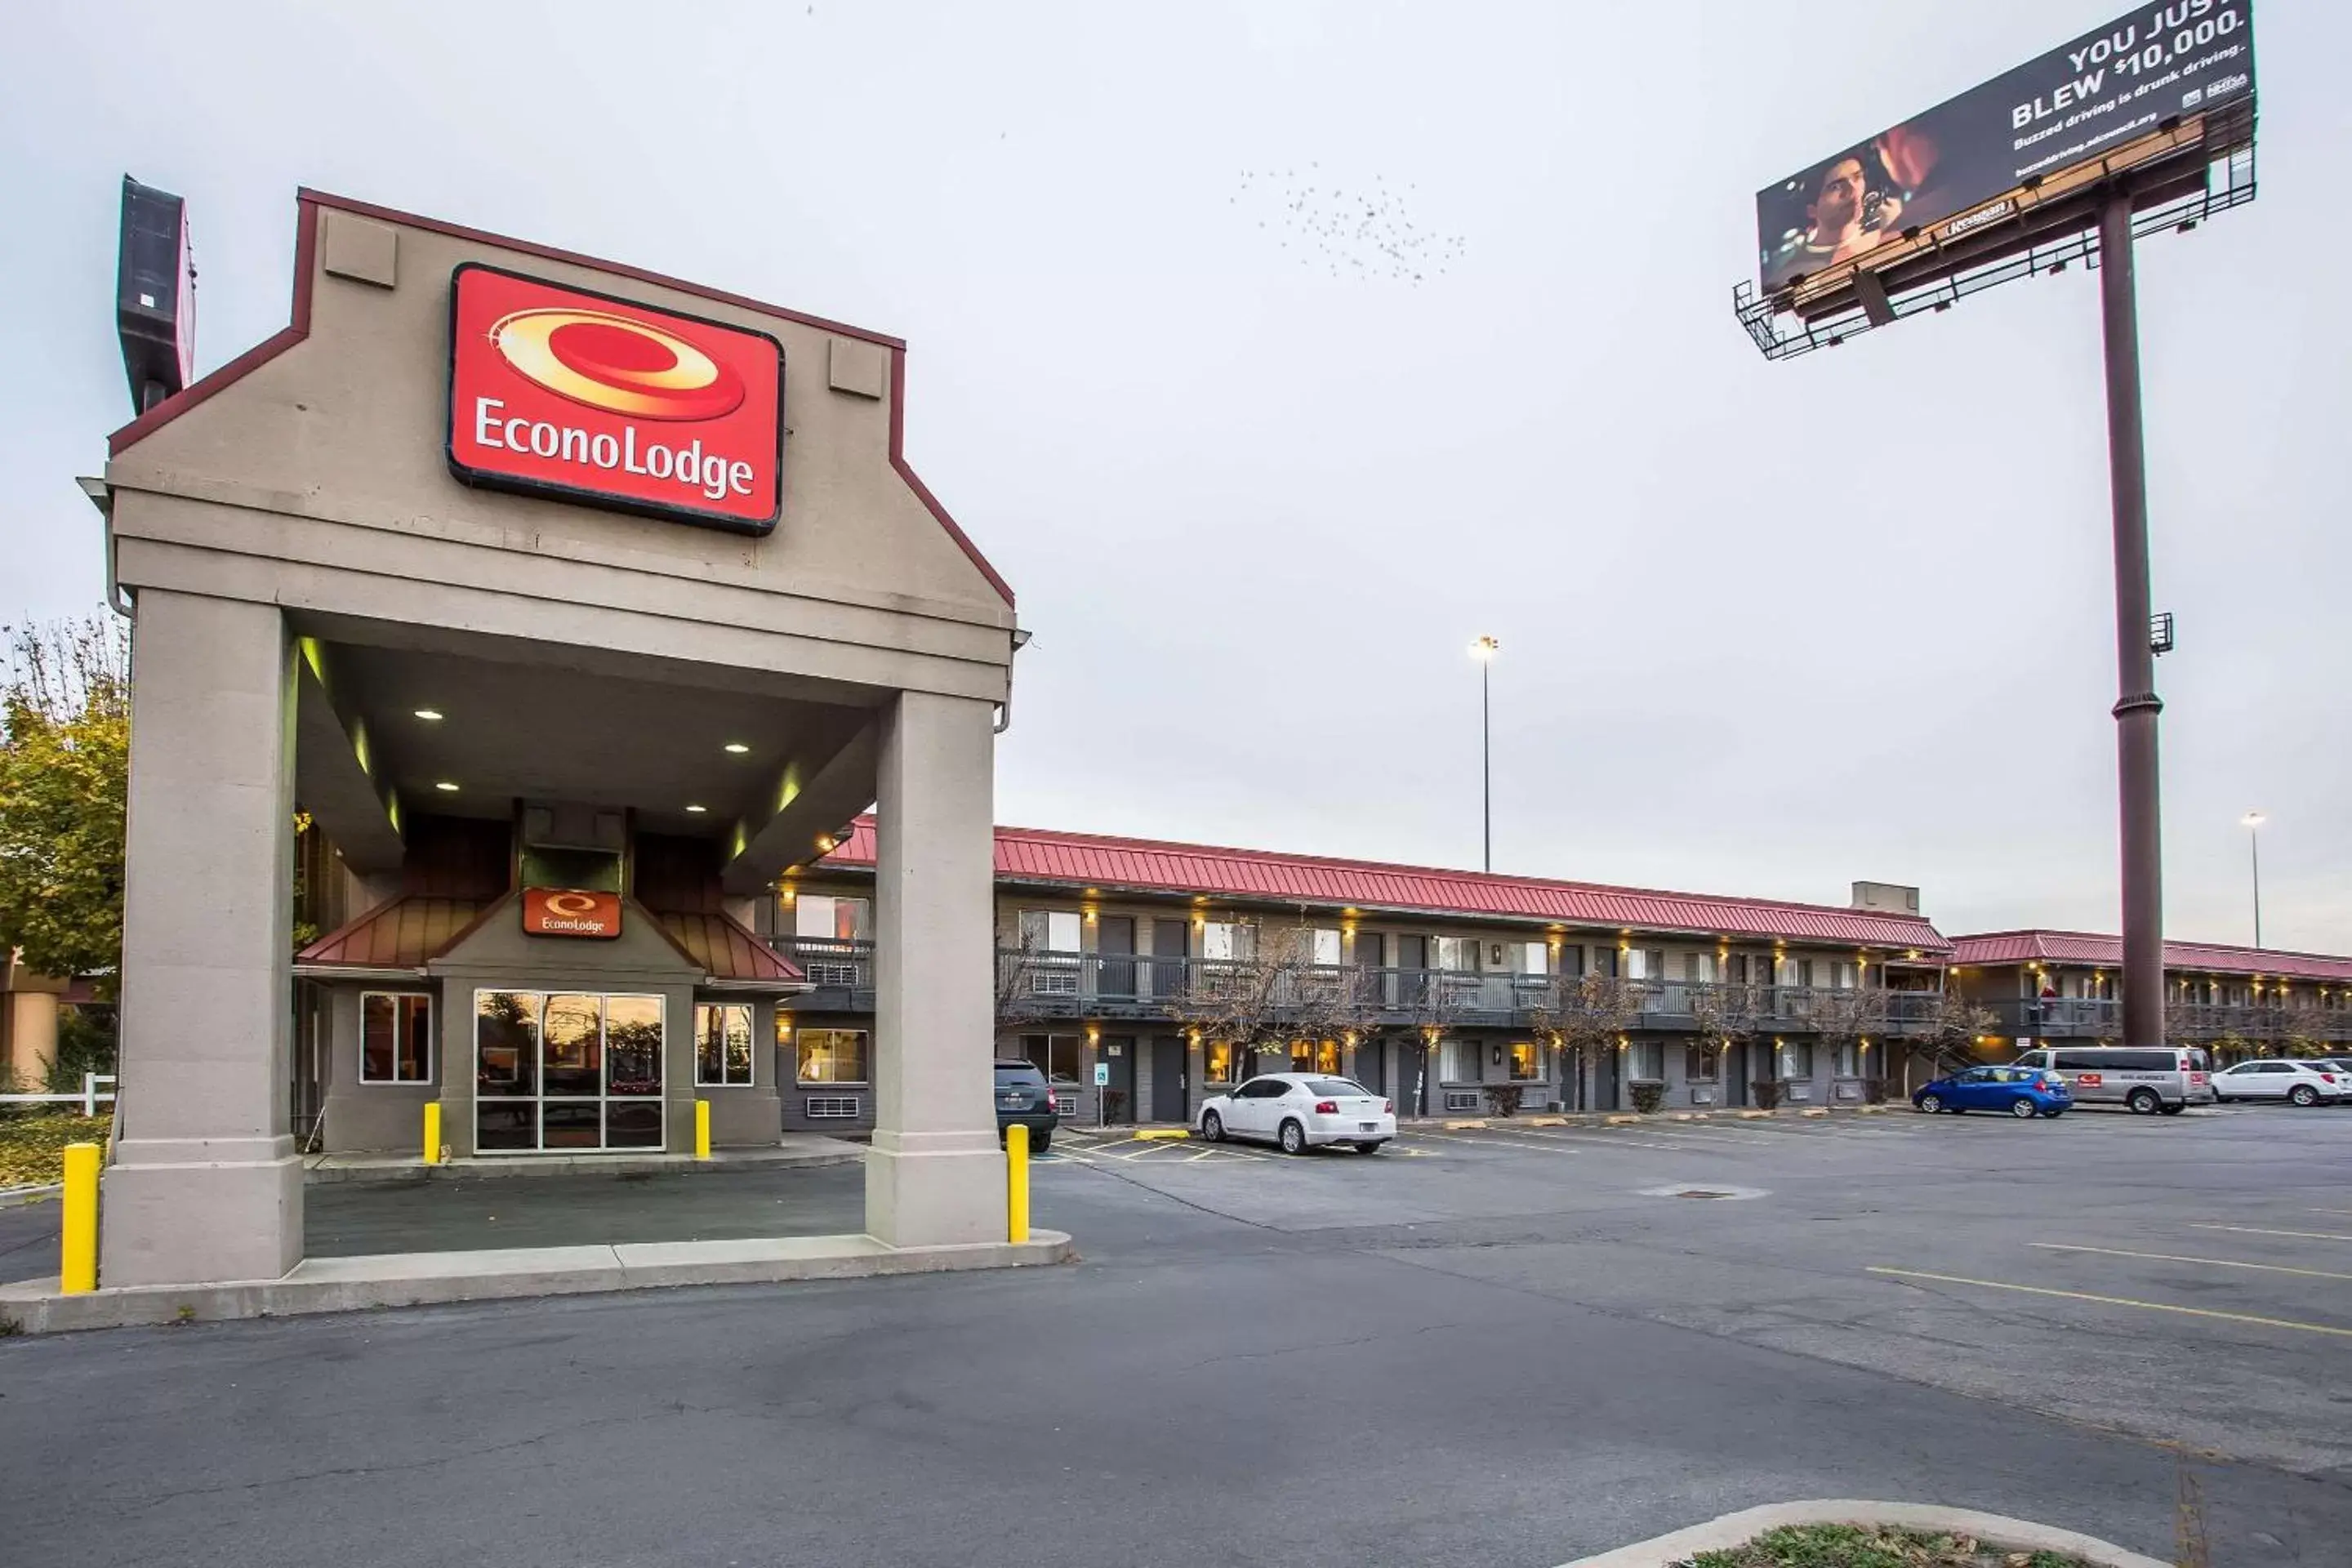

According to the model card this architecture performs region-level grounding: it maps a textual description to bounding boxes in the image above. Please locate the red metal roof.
[298,896,496,969]
[299,895,803,985]
[1949,930,2352,983]
[822,818,1952,953]
[653,911,804,985]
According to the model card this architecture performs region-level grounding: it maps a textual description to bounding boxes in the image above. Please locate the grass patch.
[0,1113,110,1187]
[1683,1523,2095,1568]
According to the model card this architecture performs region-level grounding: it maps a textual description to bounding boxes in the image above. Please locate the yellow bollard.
[422,1102,442,1165]
[60,1141,100,1294]
[1005,1123,1031,1245]
[694,1099,710,1160]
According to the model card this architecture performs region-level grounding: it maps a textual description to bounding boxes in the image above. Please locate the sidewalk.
[303,1134,863,1185]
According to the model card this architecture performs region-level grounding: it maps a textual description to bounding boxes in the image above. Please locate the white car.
[1200,1073,1395,1155]
[2211,1059,2346,1107]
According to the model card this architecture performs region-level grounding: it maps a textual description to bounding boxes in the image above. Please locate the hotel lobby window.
[476,990,664,1152]
[361,992,431,1083]
[696,1003,755,1087]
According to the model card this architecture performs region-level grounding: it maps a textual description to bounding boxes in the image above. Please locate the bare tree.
[1810,982,1888,1095]
[1526,971,1641,1112]
[1904,990,1999,1087]
[1689,981,1766,1094]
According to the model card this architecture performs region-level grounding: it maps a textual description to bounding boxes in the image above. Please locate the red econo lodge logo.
[447,265,784,534]
[522,888,623,940]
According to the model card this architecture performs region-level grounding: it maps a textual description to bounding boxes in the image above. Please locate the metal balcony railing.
[773,937,875,992]
[1974,996,2352,1045]
[991,951,1954,1035]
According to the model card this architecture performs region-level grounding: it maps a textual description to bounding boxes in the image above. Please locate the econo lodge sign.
[522,888,623,940]
[446,265,784,534]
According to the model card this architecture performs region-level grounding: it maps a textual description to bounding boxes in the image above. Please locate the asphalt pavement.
[2,1103,2348,1566]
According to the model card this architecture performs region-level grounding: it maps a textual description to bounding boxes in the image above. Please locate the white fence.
[0,1073,118,1117]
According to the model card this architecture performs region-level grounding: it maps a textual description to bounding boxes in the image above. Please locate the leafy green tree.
[0,616,130,996]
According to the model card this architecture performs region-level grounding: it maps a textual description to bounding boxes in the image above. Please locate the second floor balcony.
[1976,996,2352,1045]
[993,950,1955,1036]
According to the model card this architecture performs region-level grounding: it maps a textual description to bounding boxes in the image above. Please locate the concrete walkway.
[304,1134,862,1183]
[305,1161,867,1257]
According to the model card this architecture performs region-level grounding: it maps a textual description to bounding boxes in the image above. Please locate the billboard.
[447,264,786,535]
[1757,1,2256,293]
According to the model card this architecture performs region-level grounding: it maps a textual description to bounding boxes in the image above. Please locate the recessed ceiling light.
[723,742,750,755]
[434,781,461,792]
[685,804,708,813]
[413,708,444,722]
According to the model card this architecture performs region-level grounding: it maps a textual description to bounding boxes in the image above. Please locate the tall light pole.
[2242,811,2265,949]
[1470,636,1499,872]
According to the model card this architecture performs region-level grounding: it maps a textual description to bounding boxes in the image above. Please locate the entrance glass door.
[476,989,665,1152]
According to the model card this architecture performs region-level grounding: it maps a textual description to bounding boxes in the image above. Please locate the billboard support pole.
[2097,185,2166,1050]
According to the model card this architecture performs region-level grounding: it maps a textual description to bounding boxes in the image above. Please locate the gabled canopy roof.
[297,895,802,985]
[822,818,1952,954]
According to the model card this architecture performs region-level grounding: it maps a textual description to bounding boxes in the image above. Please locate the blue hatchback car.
[1913,1065,2071,1120]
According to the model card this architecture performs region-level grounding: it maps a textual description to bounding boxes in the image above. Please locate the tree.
[1526,971,1641,1112]
[1690,980,1765,1092]
[0,616,129,995]
[1905,989,1999,1087]
[1810,982,1887,1085]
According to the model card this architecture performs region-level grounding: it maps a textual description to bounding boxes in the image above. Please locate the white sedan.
[1200,1073,1395,1155]
[2211,1059,2346,1107]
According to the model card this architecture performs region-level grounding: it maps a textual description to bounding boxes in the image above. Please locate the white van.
[2011,1045,2214,1115]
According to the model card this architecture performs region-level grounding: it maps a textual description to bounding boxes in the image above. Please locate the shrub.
[1484,1083,1526,1118]
[1862,1076,1890,1106]
[1630,1082,1664,1115]
[1749,1079,1784,1111]
[47,1006,116,1094]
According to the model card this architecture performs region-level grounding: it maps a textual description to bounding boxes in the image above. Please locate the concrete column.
[866,690,1004,1247]
[4,990,61,1086]
[103,591,304,1287]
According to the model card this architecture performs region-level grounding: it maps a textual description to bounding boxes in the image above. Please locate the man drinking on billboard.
[1786,152,1903,281]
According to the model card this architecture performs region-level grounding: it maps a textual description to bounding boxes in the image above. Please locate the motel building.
[1947,932,2352,1062]
[84,189,1019,1290]
[764,822,1962,1128]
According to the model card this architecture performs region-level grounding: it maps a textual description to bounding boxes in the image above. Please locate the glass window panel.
[606,1102,663,1149]
[399,996,432,1081]
[1509,1040,1541,1080]
[606,996,663,1094]
[541,1102,602,1150]
[541,995,603,1097]
[1310,929,1343,966]
[796,1027,867,1085]
[1204,1040,1236,1083]
[1437,936,1477,971]
[363,994,396,1082]
[1520,942,1548,976]
[1201,922,1255,962]
[475,1100,537,1152]
[695,1003,752,1087]
[476,991,540,1097]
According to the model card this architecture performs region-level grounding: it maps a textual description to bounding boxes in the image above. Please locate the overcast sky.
[4,0,2342,951]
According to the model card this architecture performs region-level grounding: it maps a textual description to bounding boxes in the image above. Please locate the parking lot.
[6,1100,2350,1566]
[1039,1103,2352,1479]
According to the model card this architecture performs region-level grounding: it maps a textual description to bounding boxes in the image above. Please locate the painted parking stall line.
[2029,1241,2352,1284]
[2189,1223,2352,1245]
[1866,1266,2352,1341]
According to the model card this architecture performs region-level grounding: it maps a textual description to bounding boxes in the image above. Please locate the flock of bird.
[1234,164,1467,283]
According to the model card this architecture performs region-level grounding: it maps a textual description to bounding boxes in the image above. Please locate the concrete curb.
[0,1228,1074,1334]
[0,1183,62,1209]
[1552,1499,2168,1568]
